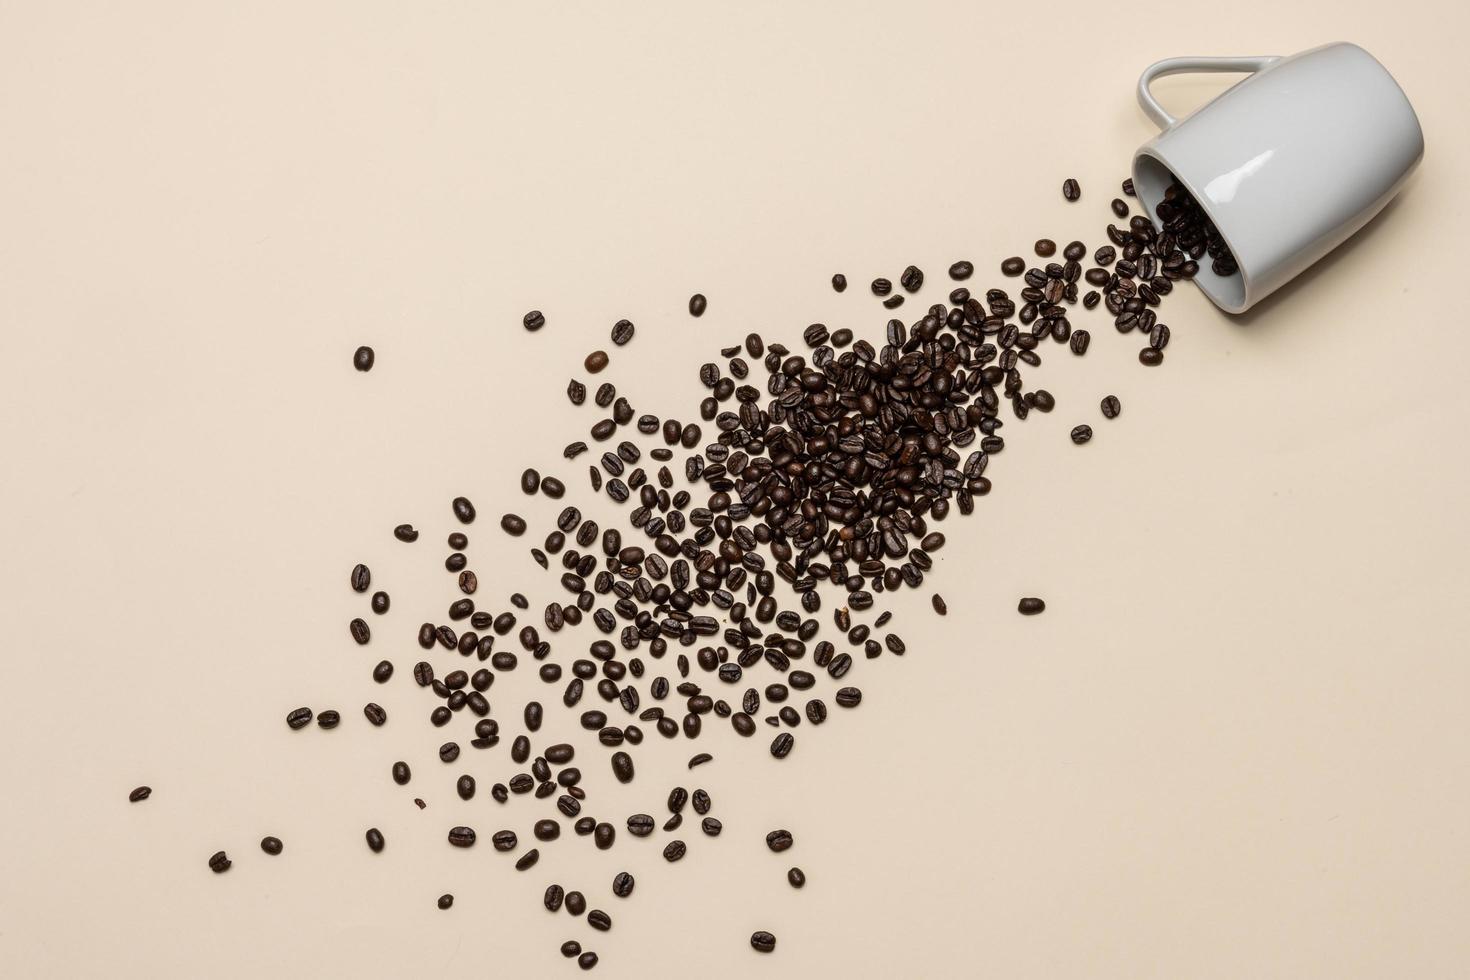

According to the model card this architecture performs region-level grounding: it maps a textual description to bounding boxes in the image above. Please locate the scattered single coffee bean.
[688,752,712,769]
[349,618,370,645]
[1018,597,1046,615]
[587,909,611,931]
[1062,178,1081,201]
[931,594,947,616]
[261,836,283,855]
[1001,256,1025,276]
[751,931,776,953]
[365,828,385,853]
[363,702,386,726]
[208,850,231,873]
[1070,424,1093,444]
[448,826,477,847]
[392,761,411,785]
[437,894,454,910]
[523,310,546,331]
[352,346,374,372]
[1100,394,1121,419]
[350,563,371,592]
[949,260,974,280]
[501,513,527,536]
[516,848,541,871]
[663,840,687,862]
[787,867,805,888]
[578,951,598,970]
[566,890,587,915]
[585,351,609,373]
[766,829,793,852]
[1035,239,1056,257]
[316,710,340,729]
[688,293,707,317]
[900,265,923,292]
[370,591,389,614]
[129,786,151,803]
[393,523,418,542]
[610,319,635,346]
[612,871,635,897]
[831,273,847,292]
[286,707,313,730]
[610,751,634,784]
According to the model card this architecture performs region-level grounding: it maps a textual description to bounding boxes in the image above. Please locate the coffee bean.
[353,346,374,372]
[492,829,518,851]
[370,591,389,614]
[900,265,923,292]
[594,822,615,850]
[584,351,609,373]
[349,618,370,645]
[365,828,385,853]
[701,816,722,836]
[770,732,794,758]
[662,839,686,862]
[566,890,587,914]
[1100,395,1121,419]
[1062,178,1081,201]
[578,952,598,970]
[316,710,340,729]
[436,894,454,910]
[766,829,793,852]
[1001,257,1025,276]
[834,687,862,708]
[751,931,776,953]
[286,707,312,730]
[534,819,561,841]
[448,826,477,847]
[568,379,587,405]
[523,309,546,331]
[516,848,541,871]
[1018,597,1046,615]
[588,909,611,931]
[393,524,419,542]
[1139,348,1163,366]
[1070,424,1092,444]
[501,513,527,536]
[870,277,891,296]
[1035,239,1056,257]
[787,867,805,888]
[129,786,151,803]
[949,260,974,280]
[611,319,635,346]
[628,814,655,836]
[882,295,904,309]
[208,850,232,873]
[611,751,634,784]
[688,752,712,769]
[452,496,476,524]
[350,563,371,592]
[1070,329,1091,354]
[261,836,283,855]
[689,294,707,317]
[363,702,386,725]
[612,871,635,897]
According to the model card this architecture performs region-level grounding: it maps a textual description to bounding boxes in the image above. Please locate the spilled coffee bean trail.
[132,175,1230,970]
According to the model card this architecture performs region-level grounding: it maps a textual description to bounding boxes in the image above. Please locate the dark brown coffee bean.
[834,687,862,708]
[259,836,283,855]
[688,752,713,769]
[1062,178,1081,201]
[584,351,609,373]
[350,563,371,592]
[393,523,418,542]
[129,786,151,802]
[662,839,686,862]
[1069,329,1090,355]
[352,346,374,372]
[392,761,411,785]
[451,496,475,524]
[363,702,386,725]
[770,732,794,758]
[1071,424,1092,444]
[787,867,805,887]
[751,931,776,953]
[1001,257,1025,276]
[515,848,540,871]
[610,751,634,784]
[1035,239,1056,257]
[286,707,312,730]
[587,909,611,931]
[766,829,793,852]
[610,319,635,346]
[1139,348,1163,366]
[1018,597,1046,615]
[949,260,974,280]
[900,265,923,292]
[688,293,707,317]
[566,889,587,914]
[523,310,546,331]
[870,277,892,296]
[578,951,598,970]
[365,828,385,853]
[316,710,340,729]
[1100,395,1121,419]
[500,513,527,536]
[208,850,232,873]
[831,273,847,292]
[448,826,477,847]
[349,618,370,645]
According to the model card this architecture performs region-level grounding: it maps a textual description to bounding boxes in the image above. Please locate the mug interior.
[1133,151,1249,314]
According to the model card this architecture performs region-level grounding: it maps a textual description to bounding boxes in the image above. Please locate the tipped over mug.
[1131,42,1423,314]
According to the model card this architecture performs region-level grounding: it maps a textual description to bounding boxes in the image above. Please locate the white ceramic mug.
[1131,42,1423,314]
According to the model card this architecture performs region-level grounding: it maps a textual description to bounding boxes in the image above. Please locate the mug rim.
[1132,147,1253,314]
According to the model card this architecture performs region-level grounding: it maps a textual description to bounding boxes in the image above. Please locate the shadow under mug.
[1131,42,1424,314]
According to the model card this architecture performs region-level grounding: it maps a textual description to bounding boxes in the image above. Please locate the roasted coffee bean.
[627,813,656,837]
[349,618,370,645]
[393,524,419,542]
[688,293,707,317]
[392,761,411,785]
[1139,347,1163,366]
[516,849,541,871]
[316,710,340,729]
[584,350,609,373]
[1018,597,1046,615]
[566,889,588,914]
[611,319,635,346]
[594,822,616,850]
[834,687,862,708]
[611,751,635,784]
[766,829,793,852]
[1035,239,1056,257]
[1071,424,1093,444]
[436,894,454,910]
[1001,256,1025,276]
[578,951,598,970]
[258,836,283,855]
[568,379,587,405]
[534,819,561,842]
[350,563,371,592]
[492,829,518,851]
[949,260,974,280]
[1100,394,1121,419]
[448,826,477,848]
[831,273,847,292]
[365,828,385,853]
[451,496,476,524]
[208,850,232,873]
[751,931,776,953]
[1062,178,1081,201]
[352,346,374,372]
[129,785,152,803]
[363,702,386,726]
[286,707,313,730]
[770,732,794,759]
[1111,197,1129,218]
[587,909,612,931]
[662,840,687,862]
[870,277,892,296]
[1070,329,1090,355]
[900,265,923,292]
[522,309,546,331]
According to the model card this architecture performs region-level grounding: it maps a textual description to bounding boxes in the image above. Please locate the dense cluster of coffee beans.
[147,174,1229,969]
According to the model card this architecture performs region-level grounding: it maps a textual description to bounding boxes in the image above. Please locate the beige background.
[2,1,1468,977]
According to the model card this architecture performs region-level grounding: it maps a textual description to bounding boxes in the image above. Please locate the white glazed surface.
[1132,42,1424,313]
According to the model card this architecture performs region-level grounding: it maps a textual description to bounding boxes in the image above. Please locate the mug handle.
[1137,55,1282,129]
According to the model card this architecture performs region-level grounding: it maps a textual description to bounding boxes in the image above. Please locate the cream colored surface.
[1,2,1467,978]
